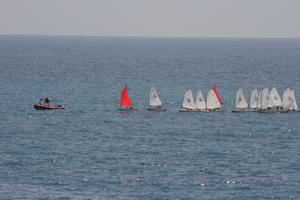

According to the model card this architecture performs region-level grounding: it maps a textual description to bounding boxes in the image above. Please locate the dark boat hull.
[34,104,65,110]
[178,109,197,112]
[206,109,223,112]
[258,109,288,114]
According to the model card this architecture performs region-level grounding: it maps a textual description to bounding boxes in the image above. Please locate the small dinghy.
[270,87,283,111]
[232,88,249,112]
[147,87,166,111]
[179,89,197,112]
[282,88,299,112]
[194,89,207,112]
[119,85,137,111]
[206,85,223,112]
[34,104,65,110]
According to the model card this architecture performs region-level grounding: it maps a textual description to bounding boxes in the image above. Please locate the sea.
[0,35,300,200]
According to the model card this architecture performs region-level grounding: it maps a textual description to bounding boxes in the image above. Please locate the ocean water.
[0,35,300,199]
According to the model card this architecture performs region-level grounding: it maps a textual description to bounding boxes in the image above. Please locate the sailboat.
[249,88,259,111]
[118,85,137,111]
[194,89,207,112]
[179,89,197,112]
[258,87,278,113]
[232,88,249,112]
[147,87,166,111]
[270,87,283,110]
[283,88,299,112]
[261,88,273,108]
[206,85,223,111]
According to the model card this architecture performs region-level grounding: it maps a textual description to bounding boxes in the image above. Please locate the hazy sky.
[1,0,300,38]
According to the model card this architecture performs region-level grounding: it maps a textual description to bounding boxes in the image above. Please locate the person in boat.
[39,97,44,105]
[44,97,50,105]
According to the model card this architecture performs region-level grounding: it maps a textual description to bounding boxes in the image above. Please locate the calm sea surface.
[0,36,300,199]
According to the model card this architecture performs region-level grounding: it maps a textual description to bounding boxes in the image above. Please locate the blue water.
[0,36,300,199]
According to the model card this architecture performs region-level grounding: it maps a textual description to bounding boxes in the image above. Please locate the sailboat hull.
[196,109,208,112]
[118,108,138,111]
[232,109,251,113]
[258,109,288,114]
[290,110,300,113]
[178,109,197,112]
[206,108,223,112]
[147,107,167,112]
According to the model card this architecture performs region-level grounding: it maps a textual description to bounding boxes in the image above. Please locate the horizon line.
[1,33,300,39]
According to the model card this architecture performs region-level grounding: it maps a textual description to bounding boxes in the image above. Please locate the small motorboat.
[34,104,65,110]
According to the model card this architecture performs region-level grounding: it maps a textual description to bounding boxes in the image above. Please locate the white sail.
[182,89,196,110]
[270,87,282,107]
[206,89,221,109]
[194,89,206,110]
[149,87,162,107]
[261,88,273,109]
[250,88,258,109]
[257,90,262,109]
[235,88,248,109]
[282,88,294,110]
[290,89,298,110]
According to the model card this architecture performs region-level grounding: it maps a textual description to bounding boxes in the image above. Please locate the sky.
[1,0,300,38]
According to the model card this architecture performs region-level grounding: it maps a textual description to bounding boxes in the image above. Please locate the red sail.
[120,85,133,106]
[212,84,223,104]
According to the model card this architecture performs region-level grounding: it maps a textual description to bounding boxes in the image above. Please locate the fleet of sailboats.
[178,85,223,112]
[118,85,299,113]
